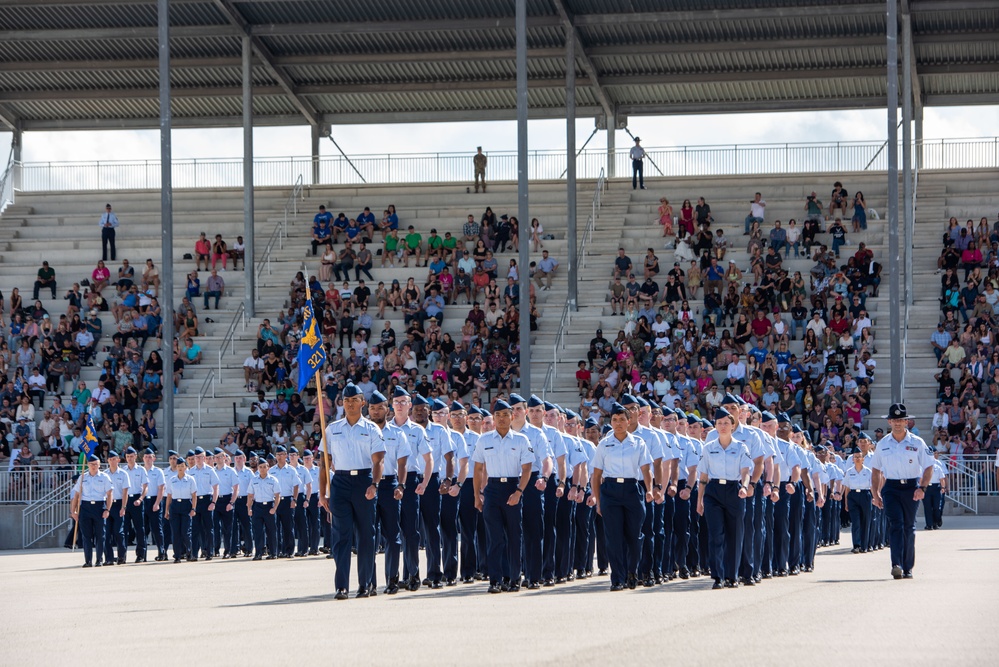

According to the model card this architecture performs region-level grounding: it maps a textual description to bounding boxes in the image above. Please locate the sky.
[3,106,998,166]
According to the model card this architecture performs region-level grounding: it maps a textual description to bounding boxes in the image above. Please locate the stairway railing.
[217,301,247,380]
[254,174,304,303]
[22,479,73,548]
[944,459,979,514]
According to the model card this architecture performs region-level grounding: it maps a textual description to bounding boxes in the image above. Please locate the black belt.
[489,477,518,483]
[852,488,871,493]
[254,501,273,506]
[381,475,396,482]
[84,501,104,505]
[708,479,742,485]
[334,468,371,476]
[128,494,141,499]
[606,477,637,483]
[197,495,210,499]
[885,478,919,486]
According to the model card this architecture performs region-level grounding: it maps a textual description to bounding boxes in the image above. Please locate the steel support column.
[158,0,175,450]
[516,0,531,394]
[902,13,914,312]
[886,0,902,403]
[311,123,321,185]
[242,35,255,317]
[566,31,578,313]
[607,118,616,178]
[11,122,21,162]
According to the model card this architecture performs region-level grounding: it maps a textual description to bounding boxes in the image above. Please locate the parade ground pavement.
[3,515,998,666]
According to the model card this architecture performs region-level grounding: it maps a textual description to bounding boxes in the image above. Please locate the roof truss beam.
[551,0,614,121]
[208,0,319,127]
[2,62,994,103]
[0,104,17,131]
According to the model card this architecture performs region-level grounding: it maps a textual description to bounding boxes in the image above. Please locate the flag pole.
[304,279,333,515]
[71,450,85,550]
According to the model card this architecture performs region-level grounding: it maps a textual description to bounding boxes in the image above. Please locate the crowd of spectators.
[1,243,179,476]
[589,181,883,453]
[229,202,550,453]
[930,213,999,463]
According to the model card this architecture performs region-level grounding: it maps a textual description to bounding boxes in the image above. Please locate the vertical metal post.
[886,0,902,403]
[11,122,21,162]
[607,116,616,178]
[158,0,175,450]
[242,35,255,318]
[915,105,924,170]
[516,0,531,395]
[566,30,578,313]
[902,13,913,312]
[311,124,321,185]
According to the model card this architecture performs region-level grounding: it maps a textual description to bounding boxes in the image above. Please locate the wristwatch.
[653,483,663,491]
[917,485,926,491]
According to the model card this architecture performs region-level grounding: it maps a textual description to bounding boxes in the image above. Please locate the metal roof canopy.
[1,0,998,133]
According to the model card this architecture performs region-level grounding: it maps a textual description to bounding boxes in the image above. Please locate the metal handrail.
[0,148,16,214]
[254,174,304,299]
[16,137,999,191]
[22,478,73,548]
[0,467,75,503]
[196,369,215,427]
[178,411,196,449]
[543,169,606,393]
[217,301,247,380]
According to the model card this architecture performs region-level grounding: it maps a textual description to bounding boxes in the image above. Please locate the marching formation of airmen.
[71,384,941,594]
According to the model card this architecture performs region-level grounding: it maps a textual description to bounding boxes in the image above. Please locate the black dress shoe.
[430,581,444,590]
[135,557,146,563]
[851,547,860,553]
[334,590,348,600]
[740,577,755,587]
[204,556,212,561]
[724,579,738,588]
[82,563,92,568]
[891,565,903,580]
[526,581,539,590]
[355,587,370,598]
[488,584,503,594]
[776,570,788,577]
[643,577,655,588]
[543,578,555,587]
[762,572,772,579]
[507,583,521,592]
[903,572,913,579]
[445,579,457,587]
[753,575,761,584]
[308,550,319,555]
[252,555,263,561]
[712,580,723,590]
[95,561,103,567]
[407,577,421,591]
[627,575,638,590]
[461,577,474,584]
[677,569,689,580]
[555,577,566,585]
[789,567,799,575]
[174,558,182,564]
[295,552,306,557]
[326,554,335,559]
[266,555,277,560]
[422,578,431,586]
[597,568,609,576]
[610,583,624,592]
[188,556,198,562]
[385,582,400,595]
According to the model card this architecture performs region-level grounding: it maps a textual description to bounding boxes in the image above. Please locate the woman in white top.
[530,218,543,252]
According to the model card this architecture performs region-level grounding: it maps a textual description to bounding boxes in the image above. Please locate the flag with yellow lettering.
[296,285,327,393]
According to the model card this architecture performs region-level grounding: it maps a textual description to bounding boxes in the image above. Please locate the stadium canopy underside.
[0,0,997,133]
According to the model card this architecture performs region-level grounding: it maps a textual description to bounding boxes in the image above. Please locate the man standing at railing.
[630,137,646,190]
[473,147,487,193]
[99,203,119,262]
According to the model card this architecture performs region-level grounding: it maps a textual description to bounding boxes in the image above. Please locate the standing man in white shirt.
[630,137,647,190]
[100,203,119,262]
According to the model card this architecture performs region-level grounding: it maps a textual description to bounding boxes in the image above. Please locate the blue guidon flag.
[81,415,100,457]
[296,287,327,393]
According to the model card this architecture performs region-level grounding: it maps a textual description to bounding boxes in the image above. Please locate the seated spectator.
[116,259,135,295]
[829,181,850,218]
[211,234,229,270]
[533,250,558,291]
[331,212,349,243]
[354,242,374,281]
[203,269,224,310]
[357,207,376,239]
[138,258,160,294]
[194,232,211,271]
[829,218,847,258]
[33,261,57,300]
[402,226,423,268]
[769,221,787,256]
[613,248,633,278]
